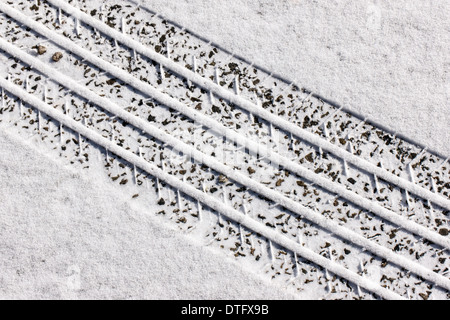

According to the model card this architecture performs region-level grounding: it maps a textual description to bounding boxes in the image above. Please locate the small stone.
[147,114,156,122]
[218,175,228,183]
[419,292,429,300]
[36,45,46,55]
[210,187,218,193]
[247,167,255,174]
[296,180,306,187]
[305,152,314,163]
[52,52,63,62]
[439,228,449,236]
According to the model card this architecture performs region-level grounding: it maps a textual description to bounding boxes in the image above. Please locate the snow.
[7,0,444,247]
[141,0,449,157]
[0,60,411,299]
[0,0,448,300]
[0,129,298,299]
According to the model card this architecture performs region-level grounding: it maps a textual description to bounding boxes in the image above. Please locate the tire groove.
[0,76,404,300]
[44,0,450,211]
[0,3,447,249]
[0,37,448,292]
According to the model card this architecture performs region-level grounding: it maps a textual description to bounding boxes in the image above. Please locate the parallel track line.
[44,0,450,211]
[0,76,405,300]
[1,4,448,250]
[0,37,448,292]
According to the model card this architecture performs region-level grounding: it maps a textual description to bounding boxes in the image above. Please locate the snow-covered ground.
[144,0,449,155]
[0,130,298,299]
[0,0,448,300]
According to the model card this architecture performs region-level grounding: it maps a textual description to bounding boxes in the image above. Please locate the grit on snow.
[146,0,449,155]
[0,0,448,300]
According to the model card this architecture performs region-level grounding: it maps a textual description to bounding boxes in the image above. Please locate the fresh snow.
[0,0,448,300]
[0,129,299,299]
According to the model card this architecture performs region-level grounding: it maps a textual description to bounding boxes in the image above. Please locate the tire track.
[0,3,447,251]
[0,47,442,300]
[0,36,449,294]
[0,75,405,301]
[0,0,448,299]
[5,1,447,239]
[44,0,450,211]
[7,1,449,240]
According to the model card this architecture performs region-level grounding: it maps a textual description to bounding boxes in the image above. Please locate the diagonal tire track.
[44,0,450,212]
[0,3,448,251]
[0,0,449,299]
[0,75,406,301]
[0,36,449,293]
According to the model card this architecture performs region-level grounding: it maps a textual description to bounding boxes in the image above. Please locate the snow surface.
[0,130,298,299]
[0,0,448,299]
[142,0,449,156]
